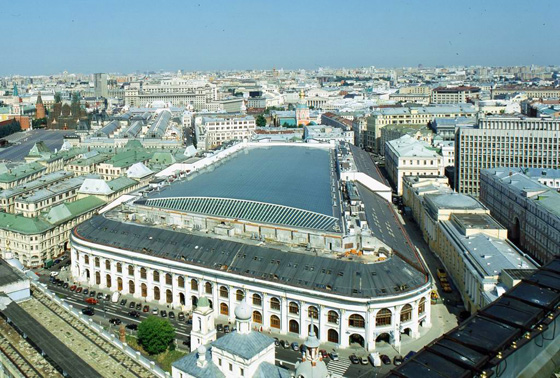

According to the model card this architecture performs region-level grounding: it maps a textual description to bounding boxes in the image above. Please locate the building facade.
[455,116,560,195]
[480,168,560,264]
[431,86,481,104]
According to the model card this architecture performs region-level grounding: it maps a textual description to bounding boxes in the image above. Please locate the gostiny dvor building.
[70,141,432,351]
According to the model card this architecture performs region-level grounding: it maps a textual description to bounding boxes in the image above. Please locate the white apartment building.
[431,86,481,104]
[385,135,444,195]
[195,116,256,151]
[125,79,217,109]
[455,116,560,195]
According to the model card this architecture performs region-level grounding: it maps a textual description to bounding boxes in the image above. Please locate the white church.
[172,296,330,378]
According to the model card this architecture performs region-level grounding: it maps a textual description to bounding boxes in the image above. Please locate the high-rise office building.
[455,116,560,195]
[94,73,108,98]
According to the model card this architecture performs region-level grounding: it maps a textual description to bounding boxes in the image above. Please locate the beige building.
[385,135,444,195]
[195,116,256,151]
[431,86,481,104]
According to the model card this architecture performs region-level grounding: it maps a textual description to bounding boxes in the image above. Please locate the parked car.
[168,311,175,319]
[186,319,192,325]
[291,342,299,351]
[152,308,159,315]
[393,355,404,366]
[104,294,111,301]
[404,351,416,361]
[274,337,280,346]
[349,354,360,364]
[125,323,138,330]
[97,292,104,300]
[109,318,122,325]
[380,354,391,365]
[62,282,69,289]
[85,297,98,305]
[178,312,185,321]
[160,310,167,318]
[50,271,59,277]
[319,349,328,359]
[89,291,96,298]
[301,345,307,354]
[57,280,63,286]
[83,288,88,295]
[224,325,230,333]
[142,305,150,313]
[135,303,142,311]
[128,311,140,318]
[129,302,136,309]
[360,356,369,365]
[329,352,339,361]
[217,324,224,332]
[369,352,382,367]
[76,287,83,293]
[281,340,290,349]
[82,307,94,316]
[120,299,127,306]
[54,259,61,265]
[70,285,77,291]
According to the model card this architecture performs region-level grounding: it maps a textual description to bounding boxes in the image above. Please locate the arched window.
[219,286,229,299]
[117,277,123,291]
[153,271,160,282]
[140,267,147,279]
[327,310,339,324]
[418,298,426,315]
[178,276,185,288]
[289,319,299,334]
[308,306,319,319]
[166,274,172,285]
[376,308,392,326]
[128,265,134,276]
[252,294,262,306]
[141,283,147,297]
[289,302,299,315]
[128,280,135,294]
[270,315,280,329]
[116,263,122,273]
[106,274,112,288]
[270,297,280,310]
[220,303,229,315]
[84,255,89,264]
[191,279,198,291]
[328,329,339,343]
[166,289,172,303]
[94,257,100,268]
[236,290,244,301]
[95,272,100,285]
[205,282,212,294]
[253,311,262,324]
[348,314,365,328]
[401,304,412,322]
[154,287,160,300]
[105,260,110,270]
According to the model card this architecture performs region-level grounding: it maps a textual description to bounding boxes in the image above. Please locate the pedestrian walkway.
[327,358,351,377]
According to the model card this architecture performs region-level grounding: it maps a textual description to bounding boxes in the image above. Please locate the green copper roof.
[0,212,51,234]
[0,163,45,183]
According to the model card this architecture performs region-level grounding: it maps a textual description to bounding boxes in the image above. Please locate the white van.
[111,292,120,303]
[369,352,382,367]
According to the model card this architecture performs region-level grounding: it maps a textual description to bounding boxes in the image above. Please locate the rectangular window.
[229,363,233,371]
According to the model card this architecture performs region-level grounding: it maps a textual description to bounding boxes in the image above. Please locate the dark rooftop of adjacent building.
[1,301,101,378]
[0,259,24,287]
[388,256,560,378]
[73,216,428,299]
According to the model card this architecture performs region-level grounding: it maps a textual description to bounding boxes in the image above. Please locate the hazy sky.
[4,0,559,75]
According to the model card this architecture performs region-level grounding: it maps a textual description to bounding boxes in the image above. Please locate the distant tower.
[295,89,310,126]
[12,83,18,97]
[35,92,46,119]
[190,296,217,351]
[94,73,108,98]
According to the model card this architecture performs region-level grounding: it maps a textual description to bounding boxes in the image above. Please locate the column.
[299,301,306,338]
[171,273,179,308]
[339,309,349,348]
[133,266,141,299]
[281,297,288,336]
[99,260,106,289]
[70,249,79,280]
[146,269,154,302]
[262,293,269,331]
[212,282,219,315]
[365,308,373,351]
[424,295,432,327]
[411,302,420,339]
[228,285,235,323]
[393,306,401,348]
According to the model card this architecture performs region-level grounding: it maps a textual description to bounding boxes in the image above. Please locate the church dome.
[234,300,252,321]
[197,296,210,309]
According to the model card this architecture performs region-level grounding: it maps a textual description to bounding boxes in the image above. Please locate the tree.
[137,316,175,355]
[54,92,62,103]
[255,114,266,127]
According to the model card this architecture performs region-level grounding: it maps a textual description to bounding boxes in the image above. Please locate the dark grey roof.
[0,259,24,287]
[356,183,424,271]
[254,362,292,378]
[172,349,224,378]
[145,146,337,218]
[1,302,102,378]
[74,216,428,298]
[347,143,388,185]
[389,256,560,378]
[212,331,274,360]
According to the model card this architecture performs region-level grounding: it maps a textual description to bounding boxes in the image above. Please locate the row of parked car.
[117,298,190,323]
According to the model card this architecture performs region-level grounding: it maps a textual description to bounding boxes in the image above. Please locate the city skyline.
[4,0,560,76]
